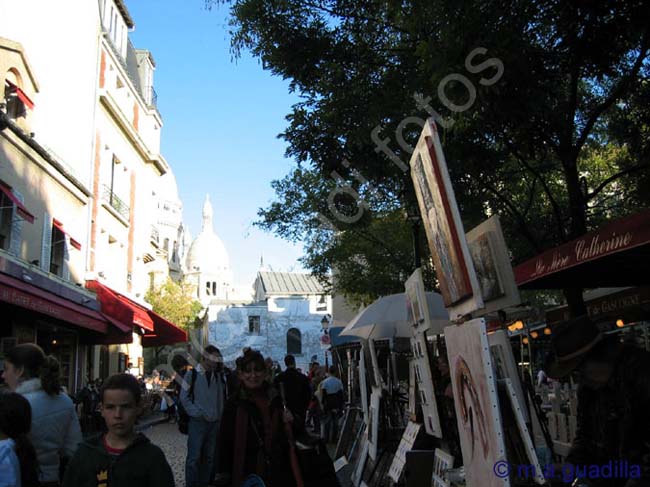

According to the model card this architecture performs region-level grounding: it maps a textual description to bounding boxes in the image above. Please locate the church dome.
[185,195,231,275]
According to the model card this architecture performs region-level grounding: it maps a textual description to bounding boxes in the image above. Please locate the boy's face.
[101,389,140,438]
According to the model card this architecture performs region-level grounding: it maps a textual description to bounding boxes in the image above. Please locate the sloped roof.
[114,0,135,28]
[258,271,327,295]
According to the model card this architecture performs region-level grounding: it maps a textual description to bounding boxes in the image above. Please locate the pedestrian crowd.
[0,342,340,487]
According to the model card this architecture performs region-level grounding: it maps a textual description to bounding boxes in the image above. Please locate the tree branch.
[575,27,650,152]
[301,1,411,35]
[586,163,650,201]
[503,138,566,240]
[480,181,541,252]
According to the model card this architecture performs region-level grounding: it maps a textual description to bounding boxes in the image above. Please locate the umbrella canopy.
[340,292,450,339]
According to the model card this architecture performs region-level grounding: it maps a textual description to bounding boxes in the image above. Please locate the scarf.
[232,389,281,487]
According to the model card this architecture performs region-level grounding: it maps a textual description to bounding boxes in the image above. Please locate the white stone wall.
[207,297,327,372]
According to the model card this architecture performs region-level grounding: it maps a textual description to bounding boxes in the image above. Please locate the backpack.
[177,369,197,435]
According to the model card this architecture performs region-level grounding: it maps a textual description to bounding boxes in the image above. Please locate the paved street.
[142,421,187,487]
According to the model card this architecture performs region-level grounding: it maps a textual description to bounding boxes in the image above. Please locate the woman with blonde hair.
[2,343,82,486]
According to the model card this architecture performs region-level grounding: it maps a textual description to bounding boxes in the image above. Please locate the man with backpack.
[180,346,227,487]
[319,366,344,444]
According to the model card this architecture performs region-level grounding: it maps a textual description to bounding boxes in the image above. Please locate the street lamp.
[321,315,331,369]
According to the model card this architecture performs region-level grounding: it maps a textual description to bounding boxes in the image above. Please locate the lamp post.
[405,200,422,271]
[321,315,330,369]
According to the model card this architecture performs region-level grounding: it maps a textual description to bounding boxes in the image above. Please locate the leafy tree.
[209,0,650,315]
[144,278,202,370]
[145,278,203,331]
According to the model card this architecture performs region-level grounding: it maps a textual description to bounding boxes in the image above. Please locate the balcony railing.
[102,184,130,220]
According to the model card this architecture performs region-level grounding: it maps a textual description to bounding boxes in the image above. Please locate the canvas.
[409,118,483,319]
[368,387,381,461]
[388,422,424,483]
[405,268,431,331]
[503,379,545,484]
[466,215,521,315]
[368,339,385,389]
[359,348,369,419]
[444,319,509,487]
[488,329,529,423]
[410,333,443,438]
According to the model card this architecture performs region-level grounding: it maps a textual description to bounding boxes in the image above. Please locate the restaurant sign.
[515,210,650,286]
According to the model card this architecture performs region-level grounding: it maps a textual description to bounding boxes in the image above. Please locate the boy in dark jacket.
[62,373,175,487]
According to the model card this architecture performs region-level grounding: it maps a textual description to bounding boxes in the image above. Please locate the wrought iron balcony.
[102,184,130,220]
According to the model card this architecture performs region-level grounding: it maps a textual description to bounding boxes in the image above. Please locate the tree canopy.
[210,0,650,310]
[145,278,203,332]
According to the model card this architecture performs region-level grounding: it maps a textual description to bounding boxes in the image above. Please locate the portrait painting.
[466,215,521,315]
[444,319,509,487]
[409,118,483,319]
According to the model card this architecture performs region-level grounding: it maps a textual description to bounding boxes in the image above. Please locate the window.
[248,316,260,334]
[49,224,66,277]
[205,281,212,296]
[316,295,327,312]
[287,328,302,355]
[4,70,32,121]
[0,191,12,250]
[0,182,31,254]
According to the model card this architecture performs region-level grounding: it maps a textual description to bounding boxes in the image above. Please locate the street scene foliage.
[145,278,203,331]
[209,0,650,308]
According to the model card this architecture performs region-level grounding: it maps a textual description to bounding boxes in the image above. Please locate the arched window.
[4,69,27,120]
[287,328,302,355]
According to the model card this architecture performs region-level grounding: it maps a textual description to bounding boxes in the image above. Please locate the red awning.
[0,273,108,333]
[514,209,650,289]
[142,311,188,347]
[86,280,154,331]
[0,181,35,224]
[52,218,82,250]
[5,80,34,110]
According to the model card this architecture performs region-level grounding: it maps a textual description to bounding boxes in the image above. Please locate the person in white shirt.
[319,366,344,444]
[180,345,227,487]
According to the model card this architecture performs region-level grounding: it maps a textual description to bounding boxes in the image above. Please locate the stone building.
[208,270,332,371]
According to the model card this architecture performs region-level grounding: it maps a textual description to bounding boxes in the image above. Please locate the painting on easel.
[444,319,509,487]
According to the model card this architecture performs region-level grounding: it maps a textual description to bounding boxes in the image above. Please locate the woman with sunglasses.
[218,350,296,487]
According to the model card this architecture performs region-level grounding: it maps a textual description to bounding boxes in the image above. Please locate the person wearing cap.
[545,315,650,487]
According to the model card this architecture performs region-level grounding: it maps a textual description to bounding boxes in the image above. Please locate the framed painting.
[488,329,529,423]
[409,118,483,320]
[405,268,430,331]
[410,333,443,438]
[444,319,509,487]
[466,215,521,315]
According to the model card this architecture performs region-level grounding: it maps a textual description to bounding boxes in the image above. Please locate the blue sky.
[126,0,306,288]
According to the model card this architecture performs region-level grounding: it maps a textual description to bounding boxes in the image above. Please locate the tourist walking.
[319,366,344,444]
[274,355,311,429]
[219,349,297,487]
[2,343,82,485]
[181,345,227,487]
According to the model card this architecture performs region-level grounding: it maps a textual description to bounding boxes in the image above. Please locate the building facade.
[0,0,187,390]
[208,271,332,371]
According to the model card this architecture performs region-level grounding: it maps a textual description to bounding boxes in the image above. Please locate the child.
[62,373,175,487]
[0,392,39,487]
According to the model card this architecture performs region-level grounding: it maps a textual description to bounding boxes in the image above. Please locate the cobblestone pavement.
[142,421,187,486]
